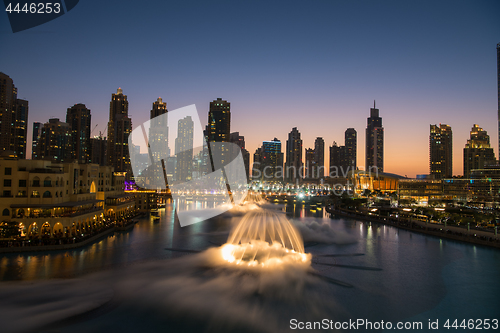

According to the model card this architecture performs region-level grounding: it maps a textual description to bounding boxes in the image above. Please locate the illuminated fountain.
[219,209,311,268]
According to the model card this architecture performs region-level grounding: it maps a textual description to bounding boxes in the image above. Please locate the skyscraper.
[32,122,42,160]
[285,127,303,182]
[37,118,72,162]
[430,124,452,179]
[344,128,357,171]
[66,103,91,163]
[261,139,283,182]
[305,148,315,179]
[365,101,384,173]
[463,124,495,177]
[252,147,263,180]
[329,141,345,176]
[90,135,107,166]
[106,88,132,176]
[148,97,169,161]
[230,132,250,181]
[175,116,194,182]
[207,98,230,142]
[314,137,325,179]
[0,72,29,159]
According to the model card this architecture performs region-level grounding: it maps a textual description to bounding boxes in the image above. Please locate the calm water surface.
[0,202,499,332]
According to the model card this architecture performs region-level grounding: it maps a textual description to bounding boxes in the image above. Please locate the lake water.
[0,201,499,332]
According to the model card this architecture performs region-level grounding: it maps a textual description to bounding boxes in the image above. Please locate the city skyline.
[1,1,499,178]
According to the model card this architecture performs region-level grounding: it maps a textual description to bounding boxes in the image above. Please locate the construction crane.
[90,124,99,135]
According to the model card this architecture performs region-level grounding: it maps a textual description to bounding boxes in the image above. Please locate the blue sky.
[1,0,499,176]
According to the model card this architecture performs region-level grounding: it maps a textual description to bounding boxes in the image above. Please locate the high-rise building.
[37,118,72,162]
[285,127,303,183]
[175,116,194,182]
[90,135,107,166]
[344,128,357,171]
[464,124,496,177]
[149,97,169,161]
[366,101,384,173]
[106,88,132,176]
[252,147,262,180]
[314,137,325,179]
[261,139,283,182]
[430,124,453,179]
[0,72,29,159]
[207,98,230,142]
[32,122,42,160]
[66,103,91,163]
[329,142,345,176]
[230,132,250,181]
[304,148,316,179]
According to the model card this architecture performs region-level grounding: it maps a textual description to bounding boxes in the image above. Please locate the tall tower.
[344,128,357,171]
[252,147,263,180]
[261,138,283,182]
[230,132,250,181]
[175,116,194,182]
[365,101,384,173]
[304,148,315,179]
[66,103,91,163]
[207,98,230,142]
[32,122,42,160]
[285,127,303,182]
[463,124,495,177]
[106,88,132,176]
[329,141,343,176]
[430,124,452,179]
[0,72,29,159]
[148,97,169,161]
[314,137,325,178]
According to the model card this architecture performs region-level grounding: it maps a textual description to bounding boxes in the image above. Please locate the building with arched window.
[0,153,135,238]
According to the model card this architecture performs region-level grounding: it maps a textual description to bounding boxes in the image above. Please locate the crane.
[90,124,99,135]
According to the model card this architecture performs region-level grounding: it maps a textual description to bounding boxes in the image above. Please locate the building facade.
[261,139,283,182]
[0,155,135,238]
[149,97,169,161]
[37,118,72,163]
[304,148,316,179]
[463,124,495,178]
[285,127,303,183]
[0,72,29,159]
[175,116,194,182]
[344,128,357,171]
[207,98,230,142]
[90,136,107,166]
[66,103,91,163]
[314,137,325,179]
[106,88,132,177]
[230,132,250,181]
[366,101,384,173]
[32,122,42,160]
[430,124,453,179]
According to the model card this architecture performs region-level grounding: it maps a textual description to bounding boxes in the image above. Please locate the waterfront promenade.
[0,216,139,253]
[325,205,500,249]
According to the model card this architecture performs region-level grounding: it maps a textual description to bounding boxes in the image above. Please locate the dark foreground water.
[0,202,499,333]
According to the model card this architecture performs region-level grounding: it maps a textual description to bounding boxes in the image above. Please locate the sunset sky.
[1,0,499,178]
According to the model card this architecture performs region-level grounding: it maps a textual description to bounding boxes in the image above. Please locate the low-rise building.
[0,153,135,238]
